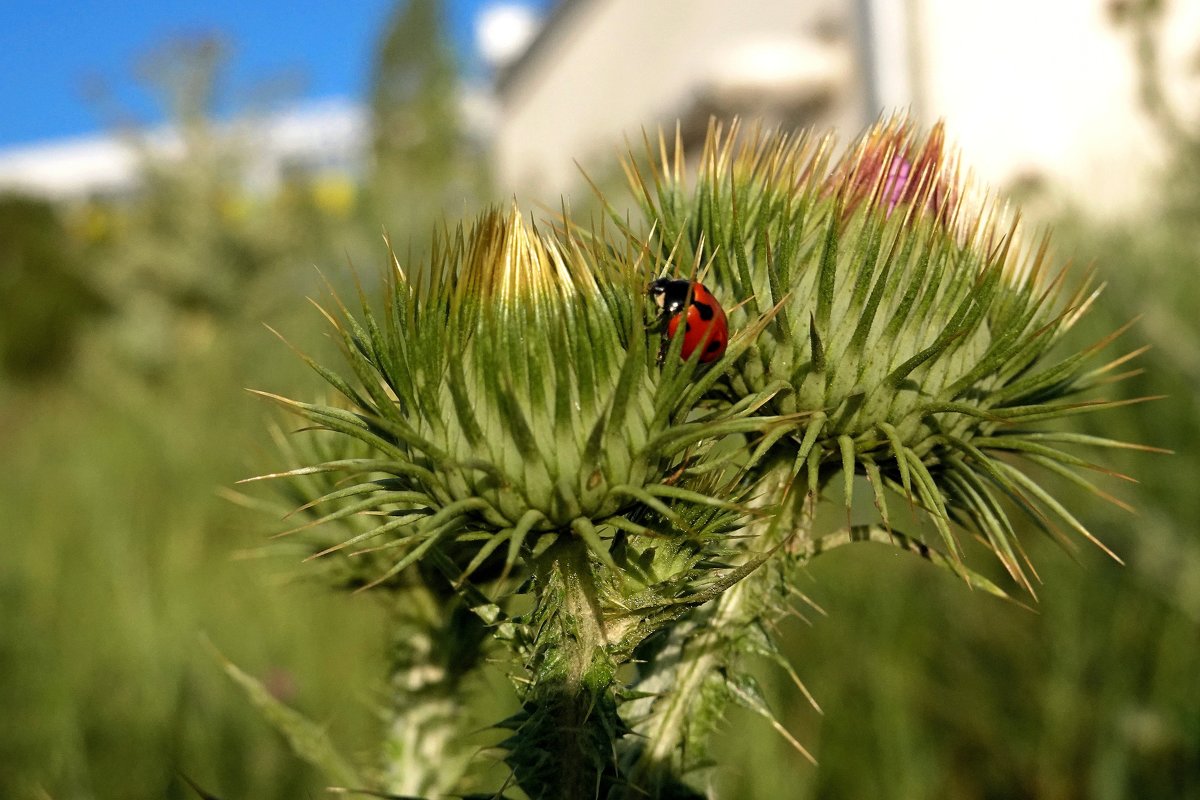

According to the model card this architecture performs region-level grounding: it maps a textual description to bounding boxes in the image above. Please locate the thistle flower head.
[621,115,1147,590]
[252,206,770,590]
[828,115,957,218]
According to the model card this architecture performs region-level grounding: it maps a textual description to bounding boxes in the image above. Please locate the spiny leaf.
[209,642,362,788]
[727,673,816,764]
[809,312,826,372]
[838,435,857,520]
[797,525,1016,603]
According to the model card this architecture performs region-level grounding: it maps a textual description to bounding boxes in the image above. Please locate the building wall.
[905,0,1183,217]
[837,0,1200,216]
[493,0,866,202]
[495,0,1200,218]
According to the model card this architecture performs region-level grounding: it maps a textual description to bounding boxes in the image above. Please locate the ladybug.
[648,278,729,363]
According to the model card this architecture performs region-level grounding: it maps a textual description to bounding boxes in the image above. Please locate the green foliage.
[0,344,386,800]
[0,193,108,380]
[77,35,380,378]
[368,0,488,231]
[214,644,363,789]
[705,538,1200,800]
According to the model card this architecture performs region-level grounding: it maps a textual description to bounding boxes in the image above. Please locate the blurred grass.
[0,300,393,798]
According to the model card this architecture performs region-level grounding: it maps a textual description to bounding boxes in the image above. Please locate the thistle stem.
[625,576,756,791]
[508,537,620,799]
[627,474,816,792]
[549,537,610,692]
[380,590,485,796]
[382,689,464,795]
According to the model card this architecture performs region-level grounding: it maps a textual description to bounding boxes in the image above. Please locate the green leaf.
[814,194,842,330]
[727,673,815,764]
[797,525,1015,602]
[210,643,362,788]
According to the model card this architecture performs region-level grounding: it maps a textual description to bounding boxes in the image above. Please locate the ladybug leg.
[662,449,693,485]
[653,310,673,365]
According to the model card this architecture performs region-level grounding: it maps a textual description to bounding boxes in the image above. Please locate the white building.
[493,0,864,200]
[492,0,1200,217]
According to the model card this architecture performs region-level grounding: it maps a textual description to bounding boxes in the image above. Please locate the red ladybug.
[648,278,729,363]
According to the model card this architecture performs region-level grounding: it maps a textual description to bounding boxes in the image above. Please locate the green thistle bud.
[252,205,772,590]
[623,115,1148,591]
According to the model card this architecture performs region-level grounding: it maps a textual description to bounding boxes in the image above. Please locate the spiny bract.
[620,116,1150,591]
[250,206,771,589]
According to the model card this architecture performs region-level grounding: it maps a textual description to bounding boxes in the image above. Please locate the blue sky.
[0,0,550,149]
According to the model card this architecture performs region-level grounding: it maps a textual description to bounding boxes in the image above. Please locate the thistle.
[251,206,780,797]
[246,115,1153,799]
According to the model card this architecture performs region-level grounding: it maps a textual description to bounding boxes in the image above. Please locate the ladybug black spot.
[706,340,722,353]
[693,300,715,321]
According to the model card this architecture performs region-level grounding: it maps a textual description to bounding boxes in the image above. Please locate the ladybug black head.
[647,277,692,316]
